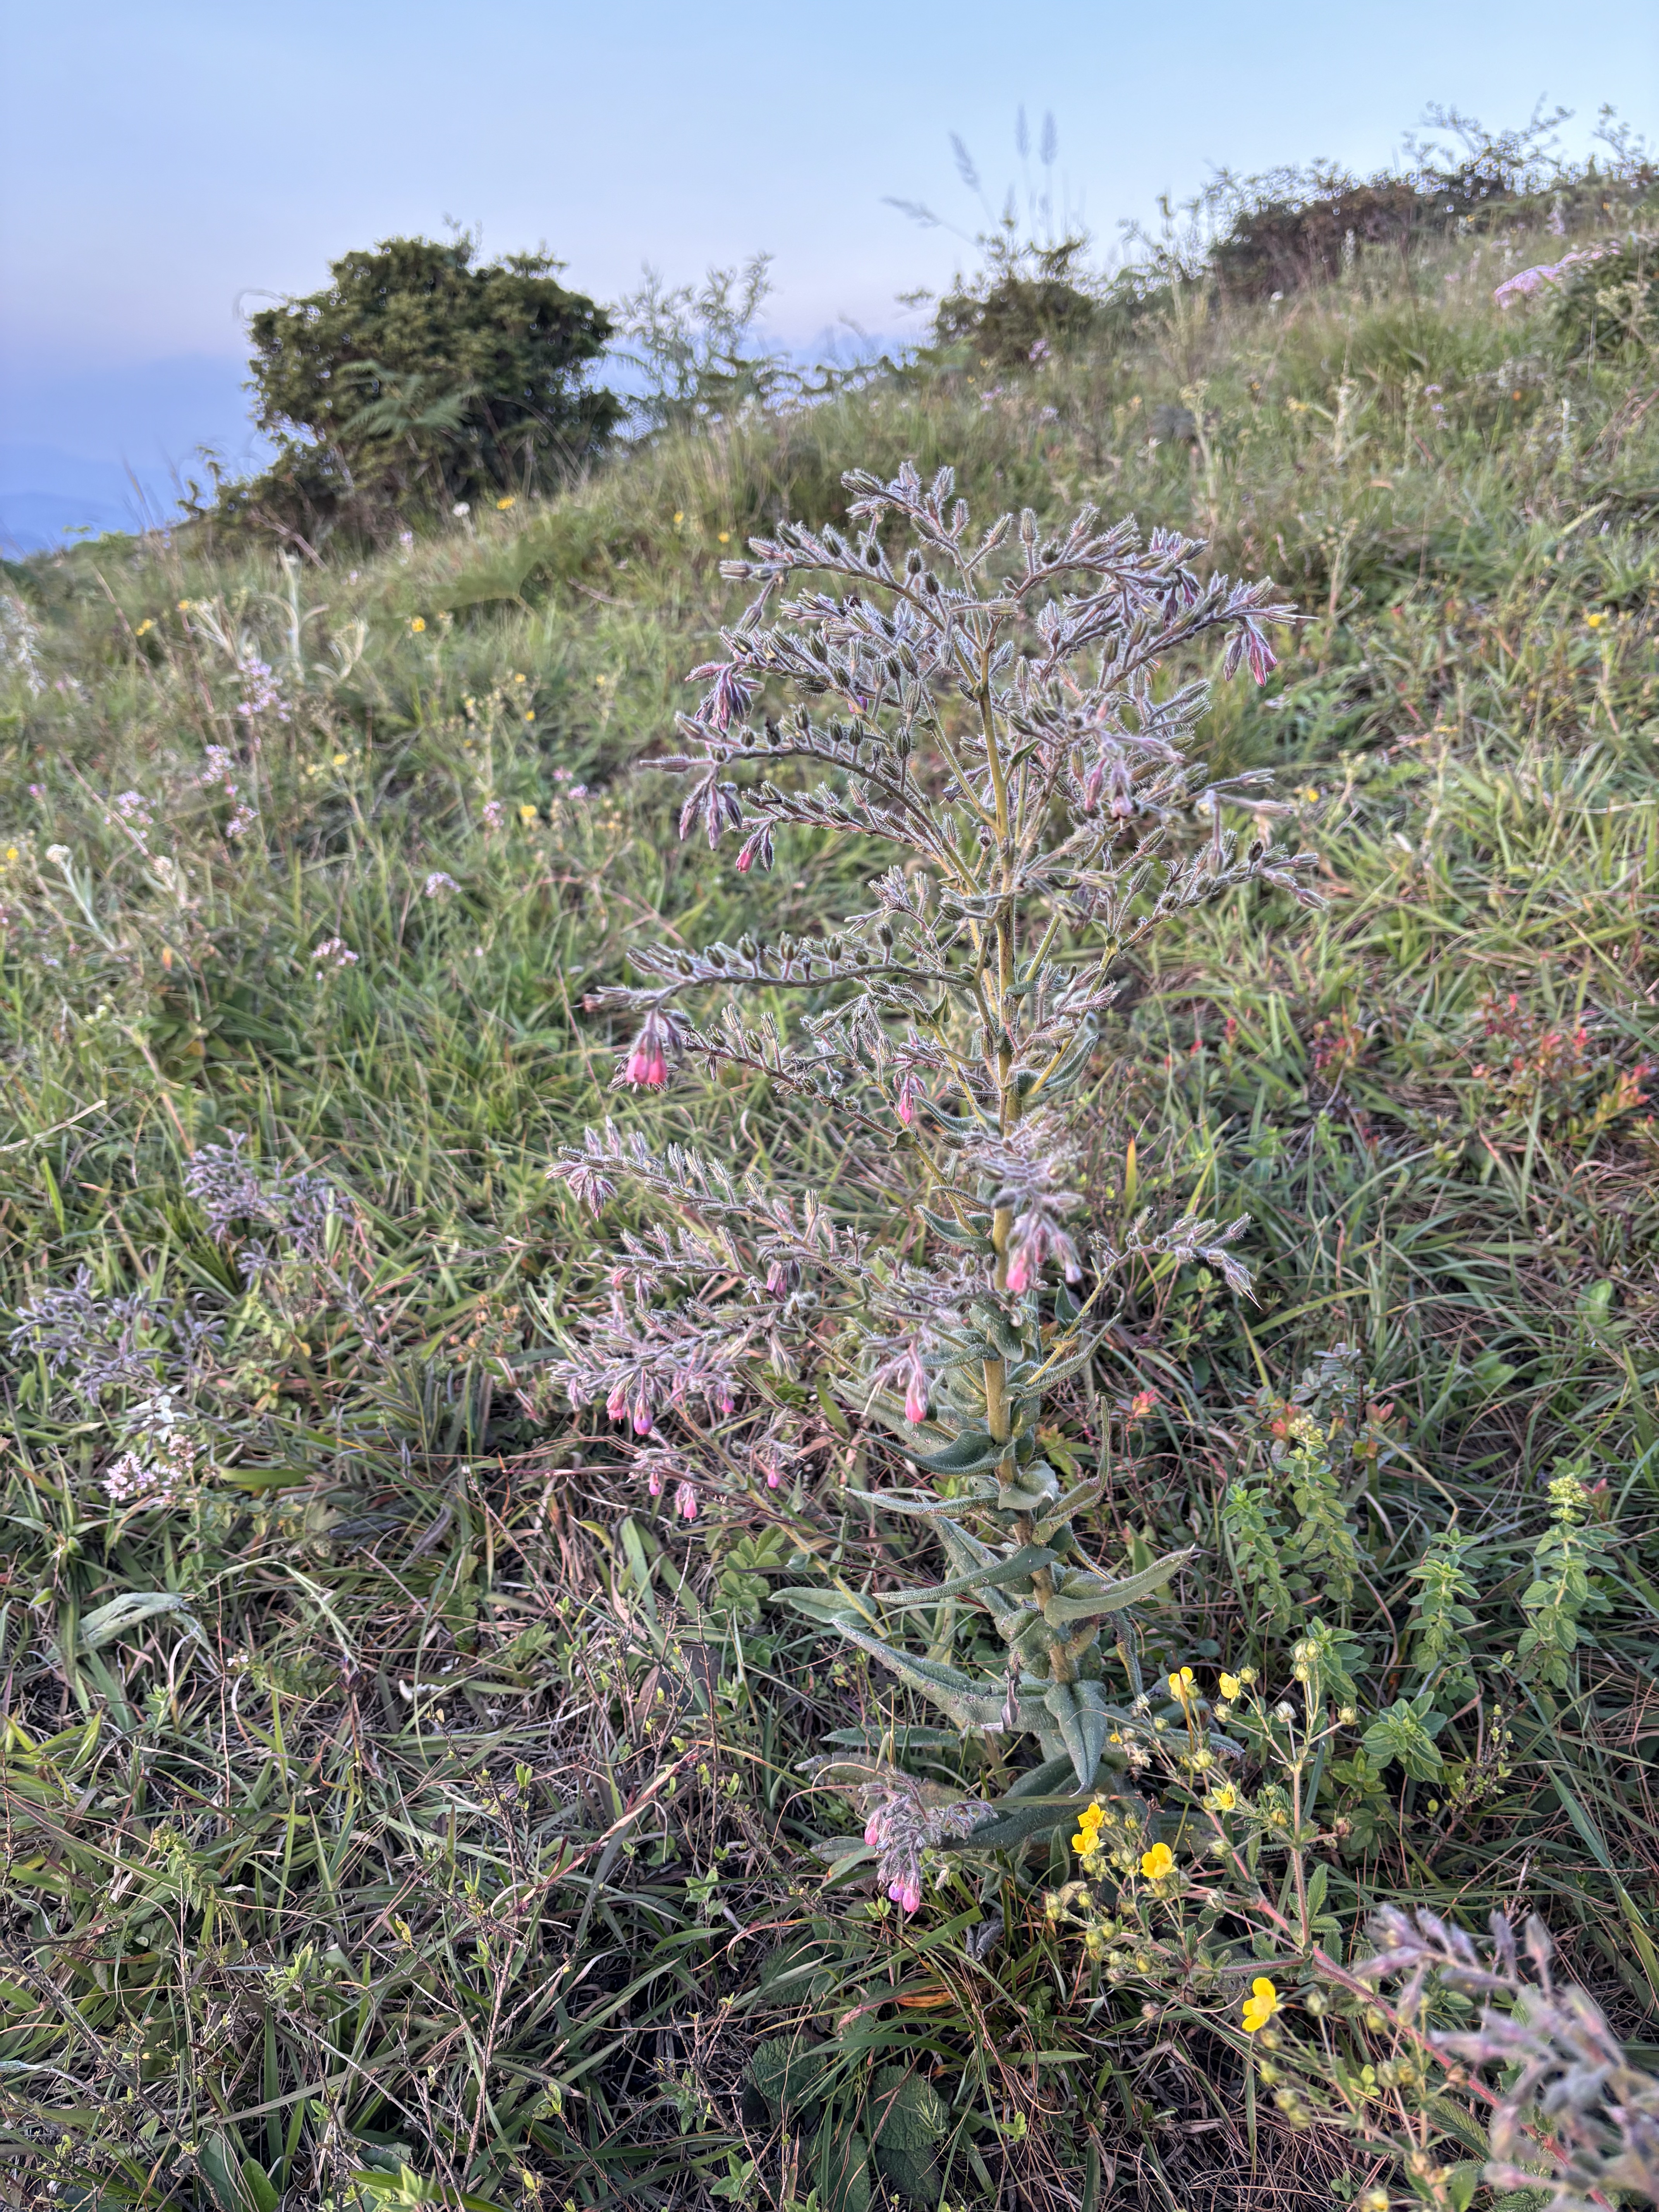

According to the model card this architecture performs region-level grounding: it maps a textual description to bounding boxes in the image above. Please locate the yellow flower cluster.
[1072,1802,1104,1857]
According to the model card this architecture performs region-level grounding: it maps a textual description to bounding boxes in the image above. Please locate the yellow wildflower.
[1140,1842,1175,1881]
[1584,609,1608,629]
[410,617,426,634]
[177,599,191,612]
[134,618,154,636]
[673,510,684,524]
[519,803,538,825]
[1072,1802,1104,1856]
[1209,1784,1238,1812]
[3,847,15,863]
[1219,1672,1241,1700]
[1242,1977,1279,2033]
[1167,1667,1195,1701]
[332,752,348,767]
[718,530,730,543]
[496,495,516,511]
[513,672,526,684]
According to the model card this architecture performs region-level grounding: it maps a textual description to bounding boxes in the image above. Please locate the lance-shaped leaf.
[1034,1478,1105,1542]
[1039,1547,1194,1626]
[873,1543,1057,1611]
[844,1482,1001,1519]
[772,1587,883,1628]
[995,1469,1061,1513]
[917,1206,993,1250]
[1045,1678,1118,1789]
[836,1624,1057,1732]
[907,1427,1008,1476]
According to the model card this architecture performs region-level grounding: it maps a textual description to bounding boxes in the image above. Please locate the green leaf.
[918,1205,993,1249]
[907,1427,1007,1476]
[1045,1679,1113,1788]
[1362,1695,1446,1780]
[772,1587,881,1628]
[836,1625,1056,1732]
[874,1543,1056,1609]
[1038,1547,1195,1625]
[843,1483,998,1517]
[79,1592,203,1652]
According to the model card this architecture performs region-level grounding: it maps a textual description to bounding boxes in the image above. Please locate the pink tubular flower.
[674,1480,698,1521]
[606,1382,629,1423]
[622,1009,673,1090]
[735,821,773,874]
[895,1071,922,1127]
[888,1878,923,1915]
[903,1348,929,1425]
[688,655,757,732]
[1005,1239,1036,1295]
[632,1396,654,1437]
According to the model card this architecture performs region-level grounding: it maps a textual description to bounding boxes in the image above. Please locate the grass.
[2,208,1658,2210]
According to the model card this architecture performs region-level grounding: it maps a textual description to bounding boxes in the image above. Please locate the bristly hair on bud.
[544,458,1316,1865]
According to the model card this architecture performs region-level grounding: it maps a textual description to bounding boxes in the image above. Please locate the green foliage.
[933,230,1101,366]
[1362,1692,1449,1780]
[4,181,1659,2209]
[241,233,620,541]
[869,2067,948,2202]
[1515,1469,1616,1688]
[1408,1528,1482,1707]
[1555,236,1659,356]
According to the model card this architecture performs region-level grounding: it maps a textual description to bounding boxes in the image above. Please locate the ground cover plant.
[1,140,1658,2211]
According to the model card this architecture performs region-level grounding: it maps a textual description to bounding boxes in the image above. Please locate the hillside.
[2,210,1658,2212]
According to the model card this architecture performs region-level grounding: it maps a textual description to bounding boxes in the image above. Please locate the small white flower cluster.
[226,806,258,839]
[105,789,153,833]
[234,656,290,723]
[104,1432,195,1506]
[423,871,458,898]
[199,745,238,793]
[311,937,358,970]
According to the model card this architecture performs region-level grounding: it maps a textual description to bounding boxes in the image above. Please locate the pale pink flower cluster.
[856,1769,990,1916]
[1493,247,1607,309]
[311,938,358,970]
[235,656,290,723]
[104,1434,194,1506]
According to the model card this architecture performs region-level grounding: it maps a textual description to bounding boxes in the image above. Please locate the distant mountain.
[0,446,183,555]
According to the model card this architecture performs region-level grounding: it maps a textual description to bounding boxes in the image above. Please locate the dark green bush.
[1555,237,1659,355]
[933,232,1099,367]
[237,234,621,543]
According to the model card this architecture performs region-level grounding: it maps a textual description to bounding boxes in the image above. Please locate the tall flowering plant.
[549,462,1314,1858]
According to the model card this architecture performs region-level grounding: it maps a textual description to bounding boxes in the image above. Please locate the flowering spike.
[548,463,1312,1853]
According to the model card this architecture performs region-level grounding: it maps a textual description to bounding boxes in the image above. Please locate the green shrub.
[238,233,621,542]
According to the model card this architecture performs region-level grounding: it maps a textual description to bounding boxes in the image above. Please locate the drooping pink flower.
[888,1878,923,1914]
[606,1382,629,1423]
[895,1071,922,1127]
[674,1480,698,1521]
[735,821,773,874]
[1005,1242,1034,1294]
[903,1349,929,1425]
[622,1009,674,1090]
[632,1396,654,1437]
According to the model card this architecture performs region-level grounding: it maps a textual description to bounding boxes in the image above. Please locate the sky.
[3,0,1655,550]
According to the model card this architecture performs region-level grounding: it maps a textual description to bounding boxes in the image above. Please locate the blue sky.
[3,0,1654,548]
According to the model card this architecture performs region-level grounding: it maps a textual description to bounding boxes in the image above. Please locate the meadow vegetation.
[2,136,1659,2212]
